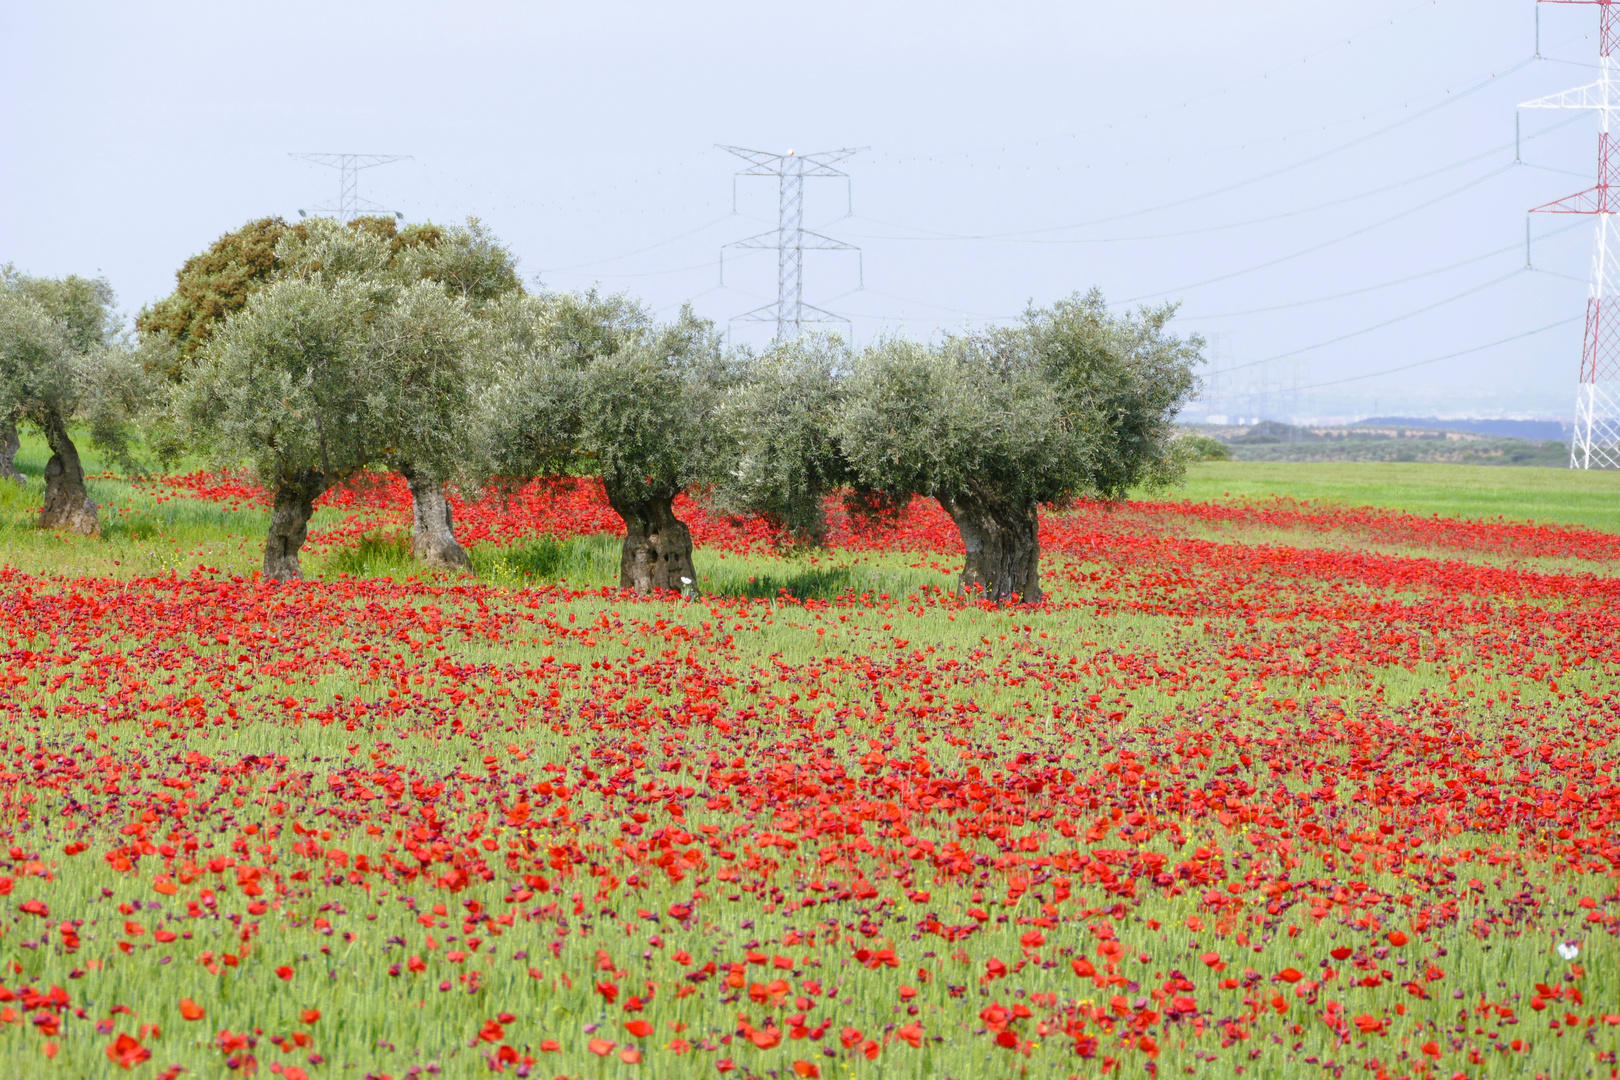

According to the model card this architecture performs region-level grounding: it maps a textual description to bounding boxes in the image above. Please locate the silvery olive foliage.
[174,245,483,492]
[0,267,152,474]
[710,334,854,547]
[478,289,736,592]
[171,219,506,577]
[836,289,1203,510]
[480,290,736,499]
[828,290,1202,602]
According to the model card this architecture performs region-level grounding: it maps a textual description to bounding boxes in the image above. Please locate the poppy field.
[1,469,1618,1079]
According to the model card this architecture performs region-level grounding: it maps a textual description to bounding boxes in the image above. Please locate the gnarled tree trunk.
[401,464,469,569]
[0,415,20,484]
[938,491,1041,604]
[605,484,697,594]
[263,469,329,582]
[38,414,98,535]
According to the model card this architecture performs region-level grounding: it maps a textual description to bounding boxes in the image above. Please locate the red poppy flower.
[105,1034,150,1069]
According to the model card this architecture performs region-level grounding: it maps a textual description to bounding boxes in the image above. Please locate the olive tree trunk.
[400,464,469,569]
[0,415,20,484]
[938,491,1042,604]
[263,469,329,582]
[38,414,98,535]
[605,484,697,594]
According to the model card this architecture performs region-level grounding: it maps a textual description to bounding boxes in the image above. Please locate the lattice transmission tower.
[1523,1,1620,468]
[291,153,410,223]
[719,146,867,341]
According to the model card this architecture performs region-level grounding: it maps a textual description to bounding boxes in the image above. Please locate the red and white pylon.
[1524,0,1620,468]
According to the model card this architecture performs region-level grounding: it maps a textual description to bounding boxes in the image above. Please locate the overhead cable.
[854,56,1538,244]
[1121,163,1516,303]
[1209,268,1530,375]
[1293,316,1583,390]
[539,215,735,272]
[1183,218,1587,319]
[848,112,1585,247]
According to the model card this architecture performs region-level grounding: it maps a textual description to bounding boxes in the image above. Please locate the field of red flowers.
[1,475,1617,1079]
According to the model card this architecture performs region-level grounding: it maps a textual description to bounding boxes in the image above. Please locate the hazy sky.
[0,0,1607,420]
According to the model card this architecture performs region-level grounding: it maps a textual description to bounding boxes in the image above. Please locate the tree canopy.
[174,219,492,579]
[835,291,1202,601]
[137,215,509,379]
[710,334,854,548]
[482,291,735,592]
[0,266,148,533]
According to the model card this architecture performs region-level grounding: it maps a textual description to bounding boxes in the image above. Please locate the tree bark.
[38,413,98,535]
[263,469,329,582]
[605,484,697,594]
[0,415,20,484]
[401,464,470,569]
[938,491,1042,604]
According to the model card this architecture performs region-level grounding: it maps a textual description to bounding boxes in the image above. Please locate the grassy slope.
[1165,461,1620,534]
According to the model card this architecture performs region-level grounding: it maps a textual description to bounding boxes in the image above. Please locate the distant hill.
[1360,417,1569,441]
[1184,420,1571,467]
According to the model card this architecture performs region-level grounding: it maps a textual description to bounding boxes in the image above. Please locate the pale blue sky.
[0,0,1606,420]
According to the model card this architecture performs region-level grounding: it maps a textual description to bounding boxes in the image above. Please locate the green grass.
[0,539,1611,1078]
[701,561,938,602]
[1225,436,1570,468]
[1162,460,1620,533]
[9,426,1620,593]
[1,429,264,578]
[468,533,948,602]
[0,429,948,595]
[468,533,623,587]
[323,532,416,578]
[2,429,1617,1078]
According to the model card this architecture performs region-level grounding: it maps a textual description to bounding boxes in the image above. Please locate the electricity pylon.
[290,153,410,223]
[719,146,866,341]
[1523,1,1620,468]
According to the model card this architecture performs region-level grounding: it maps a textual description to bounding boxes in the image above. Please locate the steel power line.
[291,153,411,223]
[719,146,866,341]
[1522,0,1620,469]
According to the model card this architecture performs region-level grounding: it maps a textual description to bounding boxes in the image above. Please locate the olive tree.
[0,268,148,533]
[835,290,1202,603]
[482,291,735,593]
[176,269,481,581]
[709,334,854,548]
[146,215,519,566]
